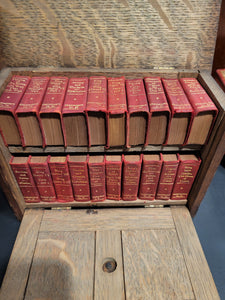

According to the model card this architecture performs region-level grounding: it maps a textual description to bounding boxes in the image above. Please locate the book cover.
[122,154,142,201]
[155,154,179,200]
[107,77,127,147]
[10,156,40,203]
[29,155,57,202]
[88,155,106,201]
[68,155,90,202]
[139,153,163,200]
[171,154,201,200]
[144,77,170,145]
[0,75,30,146]
[16,77,49,147]
[180,77,218,145]
[39,77,68,146]
[86,76,107,146]
[48,156,74,202]
[162,78,193,145]
[62,77,89,147]
[125,79,149,147]
[105,155,122,200]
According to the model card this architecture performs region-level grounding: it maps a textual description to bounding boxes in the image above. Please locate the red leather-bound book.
[29,155,57,202]
[139,154,163,200]
[162,78,193,145]
[216,69,225,88]
[155,154,179,200]
[39,77,68,146]
[171,154,201,200]
[180,77,218,145]
[62,77,89,147]
[16,77,49,147]
[122,155,142,201]
[86,76,107,146]
[68,155,90,202]
[10,156,40,203]
[88,155,106,202]
[0,75,30,146]
[107,77,127,148]
[126,79,149,147]
[105,155,122,200]
[48,156,74,202]
[144,77,170,145]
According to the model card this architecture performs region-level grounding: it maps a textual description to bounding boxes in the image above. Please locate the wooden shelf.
[26,199,187,209]
[8,145,202,154]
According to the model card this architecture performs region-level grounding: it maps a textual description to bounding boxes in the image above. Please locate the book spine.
[86,76,107,111]
[86,76,107,147]
[0,76,31,146]
[10,157,40,203]
[62,77,89,147]
[88,157,106,202]
[139,159,162,200]
[107,77,127,148]
[16,77,49,147]
[48,158,74,202]
[125,79,149,147]
[39,77,68,147]
[171,157,201,200]
[105,160,122,200]
[122,156,142,201]
[68,159,91,202]
[155,160,179,200]
[29,156,57,202]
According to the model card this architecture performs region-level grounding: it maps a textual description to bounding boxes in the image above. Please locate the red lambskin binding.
[0,75,30,145]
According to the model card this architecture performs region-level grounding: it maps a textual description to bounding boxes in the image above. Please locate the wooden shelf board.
[26,199,187,209]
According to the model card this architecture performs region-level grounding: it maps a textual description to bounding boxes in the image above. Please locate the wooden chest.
[0,1,225,299]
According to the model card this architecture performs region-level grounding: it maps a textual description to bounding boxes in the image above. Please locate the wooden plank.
[40,208,175,232]
[188,120,225,216]
[0,209,43,300]
[122,229,194,300]
[95,231,125,300]
[187,72,225,215]
[171,206,220,300]
[24,231,95,300]
[26,199,187,209]
[8,144,201,154]
[0,1,220,69]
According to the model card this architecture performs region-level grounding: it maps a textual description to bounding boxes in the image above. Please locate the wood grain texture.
[188,119,225,216]
[95,231,125,300]
[187,72,225,215]
[0,209,43,300]
[172,206,220,299]
[0,69,26,219]
[122,229,194,300]
[212,0,225,75]
[0,1,221,70]
[25,231,95,300]
[40,208,175,232]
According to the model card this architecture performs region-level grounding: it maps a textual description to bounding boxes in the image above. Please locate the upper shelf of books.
[0,68,223,154]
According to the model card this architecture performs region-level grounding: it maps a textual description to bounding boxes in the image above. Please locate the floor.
[0,164,225,299]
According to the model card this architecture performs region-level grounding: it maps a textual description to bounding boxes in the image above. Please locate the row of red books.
[10,153,201,203]
[0,75,218,148]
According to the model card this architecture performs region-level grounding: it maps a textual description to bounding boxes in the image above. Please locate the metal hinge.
[51,206,71,210]
[153,66,175,70]
[144,204,164,208]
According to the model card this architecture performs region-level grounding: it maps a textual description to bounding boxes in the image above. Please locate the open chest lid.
[0,0,221,70]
